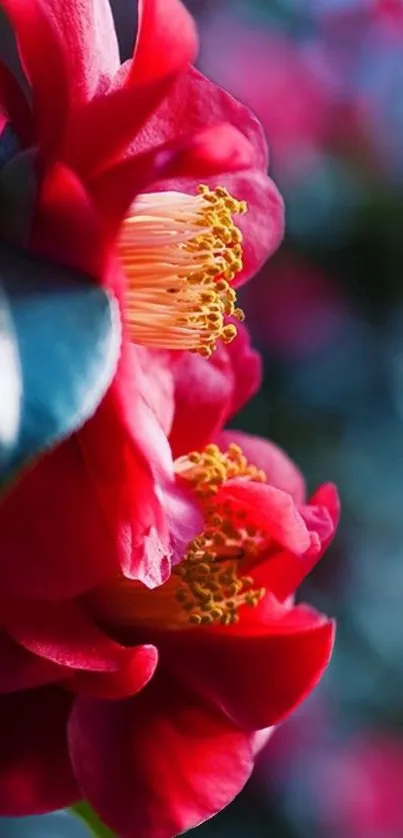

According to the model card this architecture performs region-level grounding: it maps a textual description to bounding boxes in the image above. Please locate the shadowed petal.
[0,686,78,815]
[69,674,253,838]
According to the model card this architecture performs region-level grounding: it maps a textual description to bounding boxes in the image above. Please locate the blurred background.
[194,1,403,836]
[5,0,403,836]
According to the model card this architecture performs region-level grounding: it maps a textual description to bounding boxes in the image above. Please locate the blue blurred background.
[194,2,403,837]
[5,1,403,835]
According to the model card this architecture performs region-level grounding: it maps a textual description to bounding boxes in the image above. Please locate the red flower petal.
[63,0,198,179]
[1,598,138,672]
[129,0,198,86]
[69,644,158,700]
[69,674,254,838]
[222,324,262,418]
[253,483,340,601]
[86,122,256,242]
[134,347,175,437]
[31,162,108,275]
[159,123,256,179]
[1,0,69,156]
[217,481,311,554]
[134,66,268,171]
[169,324,261,458]
[0,628,65,694]
[169,348,234,458]
[42,0,120,99]
[129,67,284,283]
[0,340,195,600]
[163,609,335,729]
[222,168,284,287]
[0,432,122,599]
[78,342,201,589]
[217,429,306,504]
[308,482,340,549]
[0,686,77,815]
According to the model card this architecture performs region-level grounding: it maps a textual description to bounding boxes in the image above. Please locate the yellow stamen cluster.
[87,444,269,633]
[118,185,247,357]
[173,444,267,626]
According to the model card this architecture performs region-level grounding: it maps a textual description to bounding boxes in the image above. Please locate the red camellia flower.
[0,0,283,599]
[0,325,338,837]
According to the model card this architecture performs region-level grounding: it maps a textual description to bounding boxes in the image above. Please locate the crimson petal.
[0,628,65,694]
[129,0,197,86]
[170,326,261,458]
[217,429,306,504]
[1,598,138,672]
[40,0,120,100]
[217,480,311,554]
[64,0,198,178]
[169,348,234,458]
[69,674,253,838]
[0,434,121,599]
[164,610,335,730]
[69,644,158,700]
[253,483,340,601]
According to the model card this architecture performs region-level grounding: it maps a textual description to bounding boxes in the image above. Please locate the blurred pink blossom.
[315,733,403,837]
[199,17,332,172]
[242,257,348,358]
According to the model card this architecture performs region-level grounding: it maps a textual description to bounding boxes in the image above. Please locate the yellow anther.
[88,443,269,633]
[172,444,269,627]
[118,185,247,356]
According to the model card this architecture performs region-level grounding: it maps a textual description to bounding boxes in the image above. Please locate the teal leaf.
[0,284,21,470]
[0,244,121,485]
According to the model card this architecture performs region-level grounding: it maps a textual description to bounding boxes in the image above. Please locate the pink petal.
[169,348,234,458]
[129,0,198,86]
[170,325,261,459]
[222,323,262,418]
[133,66,268,170]
[217,429,306,504]
[69,674,254,838]
[217,481,311,554]
[133,347,175,438]
[252,484,339,601]
[64,0,198,178]
[42,0,120,99]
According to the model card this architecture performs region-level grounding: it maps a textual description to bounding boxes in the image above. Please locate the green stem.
[71,802,116,838]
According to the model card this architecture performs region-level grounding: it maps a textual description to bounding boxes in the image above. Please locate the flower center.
[172,444,267,626]
[117,186,247,357]
[87,445,268,633]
